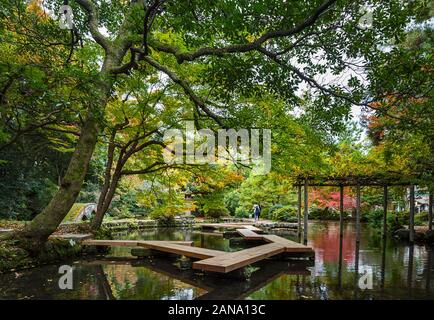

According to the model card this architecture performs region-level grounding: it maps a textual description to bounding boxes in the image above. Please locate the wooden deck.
[236,228,264,240]
[137,241,224,259]
[200,223,261,230]
[261,235,311,252]
[82,239,194,247]
[82,224,314,275]
[193,243,285,273]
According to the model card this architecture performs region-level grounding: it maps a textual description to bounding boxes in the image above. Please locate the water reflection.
[0,222,433,300]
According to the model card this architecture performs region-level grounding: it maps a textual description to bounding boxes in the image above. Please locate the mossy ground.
[0,238,85,273]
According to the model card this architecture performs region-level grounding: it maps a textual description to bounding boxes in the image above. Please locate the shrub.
[365,210,420,233]
[224,191,240,216]
[235,207,249,218]
[309,207,343,220]
[153,214,176,226]
[270,205,297,222]
[204,208,228,219]
[365,209,384,229]
[267,204,284,220]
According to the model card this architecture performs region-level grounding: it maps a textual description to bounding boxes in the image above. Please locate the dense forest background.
[0,0,432,239]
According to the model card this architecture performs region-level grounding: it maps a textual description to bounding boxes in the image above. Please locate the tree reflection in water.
[0,222,433,299]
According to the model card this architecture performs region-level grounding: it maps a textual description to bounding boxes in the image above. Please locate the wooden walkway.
[236,228,264,240]
[193,243,285,273]
[201,223,262,232]
[81,224,314,274]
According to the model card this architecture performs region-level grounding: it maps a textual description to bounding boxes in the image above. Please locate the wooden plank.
[236,228,264,240]
[201,223,259,230]
[50,233,93,241]
[82,239,139,247]
[81,239,194,247]
[243,225,262,232]
[157,241,194,246]
[261,235,313,253]
[138,241,225,260]
[192,243,285,273]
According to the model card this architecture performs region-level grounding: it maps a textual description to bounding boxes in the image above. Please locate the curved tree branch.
[139,54,226,127]
[149,0,336,63]
[75,0,111,52]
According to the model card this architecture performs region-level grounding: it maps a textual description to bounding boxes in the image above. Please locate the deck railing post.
[339,185,344,241]
[303,179,309,245]
[409,184,415,244]
[429,192,433,231]
[383,185,388,238]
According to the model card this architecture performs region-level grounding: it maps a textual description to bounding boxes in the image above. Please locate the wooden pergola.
[294,175,433,245]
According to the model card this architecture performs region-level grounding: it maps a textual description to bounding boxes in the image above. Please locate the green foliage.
[0,0,432,231]
[309,207,345,221]
[196,191,229,219]
[224,190,240,216]
[366,209,428,234]
[62,203,89,222]
[234,207,250,219]
[269,205,298,222]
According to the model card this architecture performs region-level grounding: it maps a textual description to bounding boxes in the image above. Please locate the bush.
[267,204,284,220]
[269,205,297,222]
[365,210,423,233]
[196,191,229,219]
[309,207,343,220]
[365,209,384,229]
[224,191,240,216]
[235,207,249,218]
[415,211,428,225]
[153,214,176,227]
[204,208,228,219]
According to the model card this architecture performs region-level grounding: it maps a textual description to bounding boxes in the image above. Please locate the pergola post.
[409,184,415,244]
[339,185,344,241]
[297,184,302,238]
[303,179,309,245]
[429,192,433,231]
[382,185,388,238]
[355,184,361,245]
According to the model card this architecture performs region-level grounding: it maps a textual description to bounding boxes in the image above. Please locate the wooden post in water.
[303,179,309,245]
[409,184,415,244]
[339,185,344,241]
[429,192,433,231]
[382,185,388,238]
[355,184,361,245]
[297,184,302,238]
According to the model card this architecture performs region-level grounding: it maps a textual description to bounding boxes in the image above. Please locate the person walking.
[253,204,261,222]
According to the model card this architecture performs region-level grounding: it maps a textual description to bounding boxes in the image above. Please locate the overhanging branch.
[149,0,336,63]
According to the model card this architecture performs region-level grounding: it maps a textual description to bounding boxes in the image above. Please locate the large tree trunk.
[16,80,113,250]
[19,115,100,244]
[92,167,122,230]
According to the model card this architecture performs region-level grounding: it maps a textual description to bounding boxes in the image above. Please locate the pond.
[0,221,433,300]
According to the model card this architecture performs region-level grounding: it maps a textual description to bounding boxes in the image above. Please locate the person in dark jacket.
[253,204,261,222]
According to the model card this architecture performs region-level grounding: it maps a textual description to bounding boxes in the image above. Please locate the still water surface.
[0,221,433,299]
